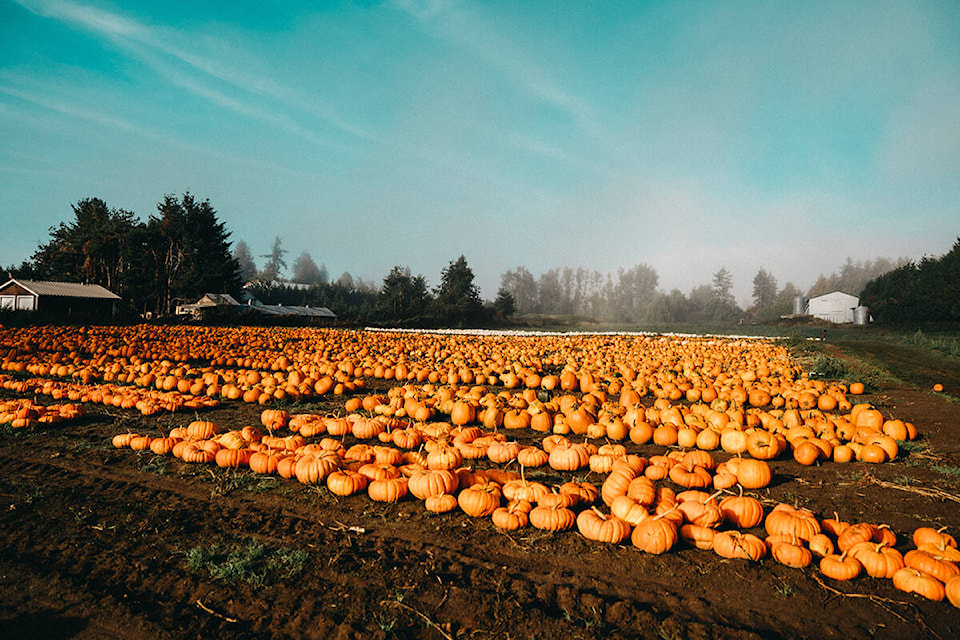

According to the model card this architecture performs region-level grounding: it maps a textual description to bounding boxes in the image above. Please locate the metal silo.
[853,306,870,325]
[793,295,807,315]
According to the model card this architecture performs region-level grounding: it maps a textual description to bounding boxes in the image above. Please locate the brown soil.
[1,376,959,639]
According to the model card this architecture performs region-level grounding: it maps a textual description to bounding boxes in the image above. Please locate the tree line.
[9,193,942,327]
[861,238,960,325]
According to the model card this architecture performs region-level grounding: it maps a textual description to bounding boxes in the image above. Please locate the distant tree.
[337,271,354,289]
[377,266,430,324]
[752,268,778,311]
[538,269,563,315]
[712,267,734,306]
[772,281,803,317]
[432,255,483,327]
[499,266,539,314]
[259,237,288,282]
[611,263,660,323]
[317,263,329,286]
[493,288,516,319]
[233,240,258,282]
[291,251,323,284]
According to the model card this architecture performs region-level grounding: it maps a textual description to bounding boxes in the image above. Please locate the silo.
[853,306,870,325]
[793,295,807,315]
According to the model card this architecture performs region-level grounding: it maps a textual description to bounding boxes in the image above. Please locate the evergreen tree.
[433,255,483,327]
[259,237,288,282]
[233,241,258,282]
[31,197,138,292]
[291,251,323,284]
[493,288,516,319]
[377,266,430,324]
[148,193,240,315]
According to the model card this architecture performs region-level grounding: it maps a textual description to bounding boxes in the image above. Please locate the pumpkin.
[249,451,283,475]
[408,469,459,500]
[559,481,598,507]
[214,447,250,468]
[426,445,464,471]
[770,541,812,568]
[516,446,549,468]
[903,550,960,584]
[847,542,904,579]
[631,516,677,554]
[819,551,862,581]
[808,533,835,558]
[669,463,712,489]
[735,458,772,489]
[530,504,577,531]
[424,492,459,513]
[295,455,338,485]
[913,526,957,549]
[548,442,591,471]
[718,494,764,529]
[892,568,945,601]
[368,477,409,502]
[765,504,821,541]
[492,501,531,530]
[679,524,716,550]
[458,482,502,517]
[326,470,369,496]
[946,575,960,608]
[577,508,632,543]
[713,531,766,561]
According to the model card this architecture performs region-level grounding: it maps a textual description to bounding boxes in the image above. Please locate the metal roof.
[3,279,121,300]
[196,293,240,306]
[255,304,336,318]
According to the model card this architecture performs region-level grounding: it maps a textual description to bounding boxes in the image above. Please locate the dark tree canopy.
[148,193,241,315]
[377,266,431,325]
[31,197,138,293]
[861,238,960,325]
[433,255,483,327]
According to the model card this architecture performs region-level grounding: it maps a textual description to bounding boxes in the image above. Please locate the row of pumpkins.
[111,409,960,607]
[0,325,865,418]
[0,373,218,415]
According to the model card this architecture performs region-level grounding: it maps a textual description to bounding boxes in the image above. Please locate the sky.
[2,0,959,306]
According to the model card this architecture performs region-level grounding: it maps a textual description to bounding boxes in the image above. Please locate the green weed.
[184,538,308,587]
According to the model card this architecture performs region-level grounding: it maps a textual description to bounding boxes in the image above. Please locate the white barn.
[807,291,859,324]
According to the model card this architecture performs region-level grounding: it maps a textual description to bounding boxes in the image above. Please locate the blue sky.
[2,0,958,305]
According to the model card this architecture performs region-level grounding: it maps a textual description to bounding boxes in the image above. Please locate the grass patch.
[136,451,169,476]
[184,538,308,587]
[901,330,960,360]
[805,352,895,389]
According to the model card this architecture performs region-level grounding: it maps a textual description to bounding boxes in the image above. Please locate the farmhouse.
[0,278,121,318]
[806,291,860,324]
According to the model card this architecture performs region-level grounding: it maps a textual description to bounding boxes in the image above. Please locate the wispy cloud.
[11,0,373,146]
[394,0,601,137]
[0,73,310,174]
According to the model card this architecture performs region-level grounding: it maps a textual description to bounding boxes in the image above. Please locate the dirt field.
[1,333,958,640]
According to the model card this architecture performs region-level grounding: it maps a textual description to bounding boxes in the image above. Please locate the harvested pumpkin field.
[0,325,958,639]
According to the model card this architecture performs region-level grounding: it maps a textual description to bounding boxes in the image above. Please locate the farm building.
[806,291,860,324]
[175,293,241,318]
[0,279,121,318]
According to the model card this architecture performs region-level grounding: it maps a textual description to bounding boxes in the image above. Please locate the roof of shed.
[2,279,121,300]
